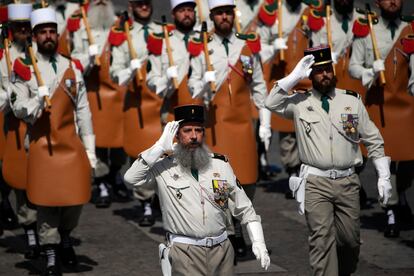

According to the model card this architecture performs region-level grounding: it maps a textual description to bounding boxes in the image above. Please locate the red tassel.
[67,16,81,33]
[352,19,370,38]
[147,33,163,55]
[108,27,127,46]
[0,6,7,23]
[166,24,176,33]
[188,39,204,57]
[13,58,31,81]
[401,35,414,55]
[307,9,325,31]
[258,1,277,27]
[0,48,3,60]
[246,33,261,54]
[72,58,84,72]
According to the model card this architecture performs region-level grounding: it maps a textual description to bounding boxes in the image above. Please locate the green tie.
[49,56,57,73]
[183,33,190,48]
[342,14,349,33]
[321,95,330,113]
[222,37,229,56]
[191,168,198,181]
[389,21,397,39]
[143,24,149,43]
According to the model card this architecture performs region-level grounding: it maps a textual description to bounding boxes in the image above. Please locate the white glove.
[130,58,142,71]
[373,156,392,206]
[259,108,272,151]
[278,55,315,92]
[141,121,180,166]
[81,134,98,169]
[273,37,288,51]
[246,221,271,270]
[88,44,99,56]
[361,68,375,88]
[166,65,178,79]
[203,70,216,83]
[373,59,385,73]
[331,51,339,64]
[37,85,50,99]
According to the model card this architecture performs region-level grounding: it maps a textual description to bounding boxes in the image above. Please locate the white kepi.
[208,0,235,10]
[170,0,196,10]
[8,3,32,22]
[30,8,57,30]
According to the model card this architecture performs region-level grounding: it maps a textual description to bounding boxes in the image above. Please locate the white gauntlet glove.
[203,70,216,83]
[130,58,142,71]
[37,85,50,100]
[141,121,180,166]
[247,221,271,270]
[81,134,98,169]
[259,108,272,151]
[373,156,392,206]
[88,44,99,56]
[273,37,288,51]
[331,51,339,65]
[278,55,315,92]
[373,59,385,73]
[166,65,178,79]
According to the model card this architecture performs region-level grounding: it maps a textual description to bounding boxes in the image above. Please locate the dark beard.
[286,0,302,11]
[334,0,353,15]
[381,6,402,22]
[174,143,212,171]
[312,76,337,94]
[38,41,58,56]
[174,17,195,33]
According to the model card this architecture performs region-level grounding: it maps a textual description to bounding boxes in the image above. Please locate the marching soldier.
[124,105,271,275]
[188,0,271,258]
[71,0,127,208]
[110,0,162,226]
[266,45,391,276]
[0,2,40,258]
[10,8,97,275]
[349,0,414,237]
[233,0,265,32]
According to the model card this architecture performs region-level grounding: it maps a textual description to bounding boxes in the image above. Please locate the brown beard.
[312,75,337,94]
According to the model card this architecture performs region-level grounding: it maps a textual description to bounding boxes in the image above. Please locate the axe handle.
[202,31,216,93]
[124,20,143,84]
[195,0,205,24]
[163,24,179,90]
[325,4,336,75]
[3,38,12,77]
[367,13,386,86]
[277,0,285,61]
[28,46,52,109]
[81,6,101,66]
[234,7,242,33]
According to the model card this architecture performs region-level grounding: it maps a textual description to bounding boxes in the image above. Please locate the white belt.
[169,231,228,248]
[307,165,355,180]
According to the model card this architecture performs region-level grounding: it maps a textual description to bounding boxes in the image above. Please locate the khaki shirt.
[10,52,93,137]
[124,151,260,238]
[110,21,162,83]
[257,2,307,63]
[54,2,80,34]
[188,32,267,108]
[146,30,195,98]
[265,86,385,169]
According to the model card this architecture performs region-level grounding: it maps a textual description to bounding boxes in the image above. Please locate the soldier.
[110,0,162,227]
[188,0,271,257]
[124,105,271,275]
[10,8,97,275]
[349,0,414,237]
[266,46,391,276]
[71,0,127,208]
[0,2,40,259]
[233,0,265,32]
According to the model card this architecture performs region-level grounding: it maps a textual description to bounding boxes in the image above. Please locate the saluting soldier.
[188,0,271,257]
[349,0,414,238]
[124,105,271,275]
[266,45,391,276]
[71,0,128,208]
[110,0,162,227]
[10,8,97,275]
[0,2,40,259]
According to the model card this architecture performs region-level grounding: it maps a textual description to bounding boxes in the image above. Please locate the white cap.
[208,0,235,10]
[170,0,196,10]
[8,3,32,22]
[30,8,57,30]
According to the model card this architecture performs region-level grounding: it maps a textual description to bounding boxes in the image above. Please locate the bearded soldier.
[188,0,271,258]
[124,105,271,275]
[10,8,97,275]
[349,0,414,238]
[71,0,128,208]
[0,2,40,259]
[110,0,162,227]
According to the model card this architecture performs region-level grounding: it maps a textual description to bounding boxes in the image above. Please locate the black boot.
[43,244,61,276]
[233,219,247,258]
[23,223,41,259]
[139,200,155,227]
[94,179,111,208]
[59,231,78,267]
[228,235,238,265]
[384,208,399,238]
[108,168,130,201]
[0,197,18,229]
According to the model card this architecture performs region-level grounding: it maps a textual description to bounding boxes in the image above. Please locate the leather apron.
[205,46,258,185]
[87,42,126,148]
[335,47,365,95]
[0,113,5,159]
[27,67,91,206]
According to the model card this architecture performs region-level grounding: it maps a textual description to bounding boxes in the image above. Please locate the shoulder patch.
[212,153,229,162]
[345,90,361,99]
[258,0,277,27]
[352,18,370,38]
[236,32,261,54]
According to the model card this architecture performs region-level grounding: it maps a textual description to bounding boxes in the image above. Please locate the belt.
[306,165,355,180]
[169,231,228,248]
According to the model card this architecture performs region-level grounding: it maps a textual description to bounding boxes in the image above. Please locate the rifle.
[161,15,179,90]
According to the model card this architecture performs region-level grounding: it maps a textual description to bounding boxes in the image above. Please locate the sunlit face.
[33,24,59,55]
[172,4,196,31]
[309,64,336,94]
[176,122,205,151]
[210,6,234,37]
[130,0,152,21]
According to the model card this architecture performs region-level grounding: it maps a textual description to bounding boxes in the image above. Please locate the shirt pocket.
[166,183,191,200]
[299,113,320,135]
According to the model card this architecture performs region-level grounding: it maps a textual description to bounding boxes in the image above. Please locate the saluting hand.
[156,121,181,153]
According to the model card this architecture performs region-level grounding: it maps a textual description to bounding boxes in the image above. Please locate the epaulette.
[13,57,32,81]
[212,153,229,162]
[307,8,325,32]
[401,15,414,33]
[71,58,84,72]
[188,36,204,57]
[235,32,261,54]
[345,90,361,99]
[66,11,82,33]
[257,0,277,27]
[108,26,127,47]
[303,0,323,9]
[147,25,175,56]
[352,18,370,38]
[0,5,8,23]
[401,34,414,55]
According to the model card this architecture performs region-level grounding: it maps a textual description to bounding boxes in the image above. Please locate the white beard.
[88,2,115,30]
[174,143,212,171]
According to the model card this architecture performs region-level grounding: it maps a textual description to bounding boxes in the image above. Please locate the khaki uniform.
[54,1,80,56]
[188,32,267,185]
[124,151,260,274]
[266,86,385,276]
[11,52,93,245]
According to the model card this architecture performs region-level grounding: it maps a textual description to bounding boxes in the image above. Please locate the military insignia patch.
[240,55,253,82]
[212,179,230,210]
[307,106,314,111]
[341,113,358,134]
[345,106,351,112]
[172,174,180,180]
[213,173,220,178]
